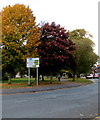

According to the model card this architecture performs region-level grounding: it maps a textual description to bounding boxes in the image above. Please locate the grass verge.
[68,78,93,84]
[1,77,93,89]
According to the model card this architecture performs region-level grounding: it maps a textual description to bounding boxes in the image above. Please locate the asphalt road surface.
[2,79,99,118]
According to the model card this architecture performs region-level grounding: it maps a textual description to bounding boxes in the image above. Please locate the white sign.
[27,58,39,68]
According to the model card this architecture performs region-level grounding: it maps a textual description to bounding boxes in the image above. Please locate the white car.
[86,74,93,79]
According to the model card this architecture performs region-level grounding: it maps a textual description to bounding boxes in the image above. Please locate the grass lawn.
[68,78,93,84]
[1,77,93,89]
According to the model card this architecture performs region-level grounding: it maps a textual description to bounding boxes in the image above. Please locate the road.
[2,79,99,118]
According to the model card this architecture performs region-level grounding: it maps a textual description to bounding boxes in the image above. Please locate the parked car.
[86,74,93,79]
[93,73,100,79]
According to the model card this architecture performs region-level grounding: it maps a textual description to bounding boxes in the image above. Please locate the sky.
[0,0,99,54]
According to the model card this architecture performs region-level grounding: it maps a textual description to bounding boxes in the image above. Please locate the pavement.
[2,81,86,95]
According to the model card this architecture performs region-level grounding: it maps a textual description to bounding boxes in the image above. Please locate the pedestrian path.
[2,82,83,95]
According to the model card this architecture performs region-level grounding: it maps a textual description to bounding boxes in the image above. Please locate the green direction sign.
[27,58,39,68]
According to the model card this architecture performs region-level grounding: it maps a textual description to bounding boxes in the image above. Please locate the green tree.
[1,4,41,84]
[69,29,99,76]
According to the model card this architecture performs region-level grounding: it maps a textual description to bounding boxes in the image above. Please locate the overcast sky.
[0,0,99,54]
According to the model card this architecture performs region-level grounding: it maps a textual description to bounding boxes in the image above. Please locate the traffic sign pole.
[36,67,38,86]
[28,68,31,85]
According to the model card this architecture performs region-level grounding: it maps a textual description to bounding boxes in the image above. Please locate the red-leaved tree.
[37,22,77,82]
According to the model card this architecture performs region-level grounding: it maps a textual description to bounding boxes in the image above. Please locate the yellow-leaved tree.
[1,4,41,84]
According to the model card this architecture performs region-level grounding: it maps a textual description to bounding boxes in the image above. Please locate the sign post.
[26,58,39,86]
[36,67,38,86]
[28,68,31,85]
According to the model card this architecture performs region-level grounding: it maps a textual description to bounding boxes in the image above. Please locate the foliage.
[69,29,99,75]
[37,22,77,77]
[1,4,41,83]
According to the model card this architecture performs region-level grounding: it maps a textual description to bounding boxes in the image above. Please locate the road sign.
[27,58,39,68]
[26,58,39,86]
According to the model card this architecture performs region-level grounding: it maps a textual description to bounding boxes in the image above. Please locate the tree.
[69,29,99,76]
[1,4,41,83]
[37,22,76,82]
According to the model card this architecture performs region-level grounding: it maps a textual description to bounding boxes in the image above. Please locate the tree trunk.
[42,75,44,81]
[8,75,11,84]
[58,77,60,82]
[50,74,52,84]
[73,70,76,81]
[76,74,80,79]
